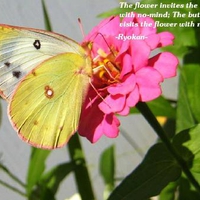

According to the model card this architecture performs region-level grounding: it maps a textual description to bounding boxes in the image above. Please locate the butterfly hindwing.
[0,24,85,100]
[9,53,92,149]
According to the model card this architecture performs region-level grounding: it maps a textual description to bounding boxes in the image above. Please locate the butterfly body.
[0,24,92,149]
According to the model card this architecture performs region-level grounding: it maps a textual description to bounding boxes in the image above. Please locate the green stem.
[136,101,200,193]
[0,164,26,188]
[41,0,52,31]
[67,134,95,200]
[0,179,27,197]
[120,128,144,157]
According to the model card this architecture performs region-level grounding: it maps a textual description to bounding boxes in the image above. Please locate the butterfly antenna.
[87,16,116,55]
[89,79,112,110]
[89,16,115,40]
[78,18,85,38]
[98,32,116,57]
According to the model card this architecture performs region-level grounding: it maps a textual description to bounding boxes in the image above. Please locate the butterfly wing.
[0,24,93,148]
[0,24,86,100]
[9,53,92,149]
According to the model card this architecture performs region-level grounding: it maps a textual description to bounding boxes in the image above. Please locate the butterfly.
[0,24,92,149]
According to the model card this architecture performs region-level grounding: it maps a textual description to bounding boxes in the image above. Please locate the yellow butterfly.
[0,24,92,149]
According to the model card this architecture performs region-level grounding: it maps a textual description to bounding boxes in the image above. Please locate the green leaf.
[29,162,74,200]
[182,64,200,123]
[99,145,115,199]
[40,162,74,194]
[26,148,51,195]
[159,181,178,200]
[108,143,181,200]
[178,177,200,200]
[176,66,196,133]
[173,124,200,180]
[29,187,55,200]
[147,96,176,119]
[100,145,115,186]
[131,96,176,119]
[172,124,200,198]
[97,7,121,18]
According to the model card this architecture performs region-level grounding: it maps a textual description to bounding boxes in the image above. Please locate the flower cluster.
[78,13,178,143]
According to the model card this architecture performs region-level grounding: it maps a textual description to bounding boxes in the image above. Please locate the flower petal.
[120,54,133,78]
[78,106,104,143]
[149,52,179,78]
[78,89,104,143]
[158,32,175,47]
[145,34,160,49]
[108,74,136,95]
[131,40,150,71]
[99,94,126,114]
[135,15,156,35]
[136,67,163,101]
[103,114,120,138]
[127,85,140,107]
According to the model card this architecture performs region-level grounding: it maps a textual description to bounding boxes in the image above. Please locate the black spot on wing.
[33,39,41,50]
[4,62,11,67]
[12,71,21,79]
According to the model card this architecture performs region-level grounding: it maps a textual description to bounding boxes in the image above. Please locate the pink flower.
[78,13,178,143]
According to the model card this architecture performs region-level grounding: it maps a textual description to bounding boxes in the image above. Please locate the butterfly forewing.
[0,24,85,100]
